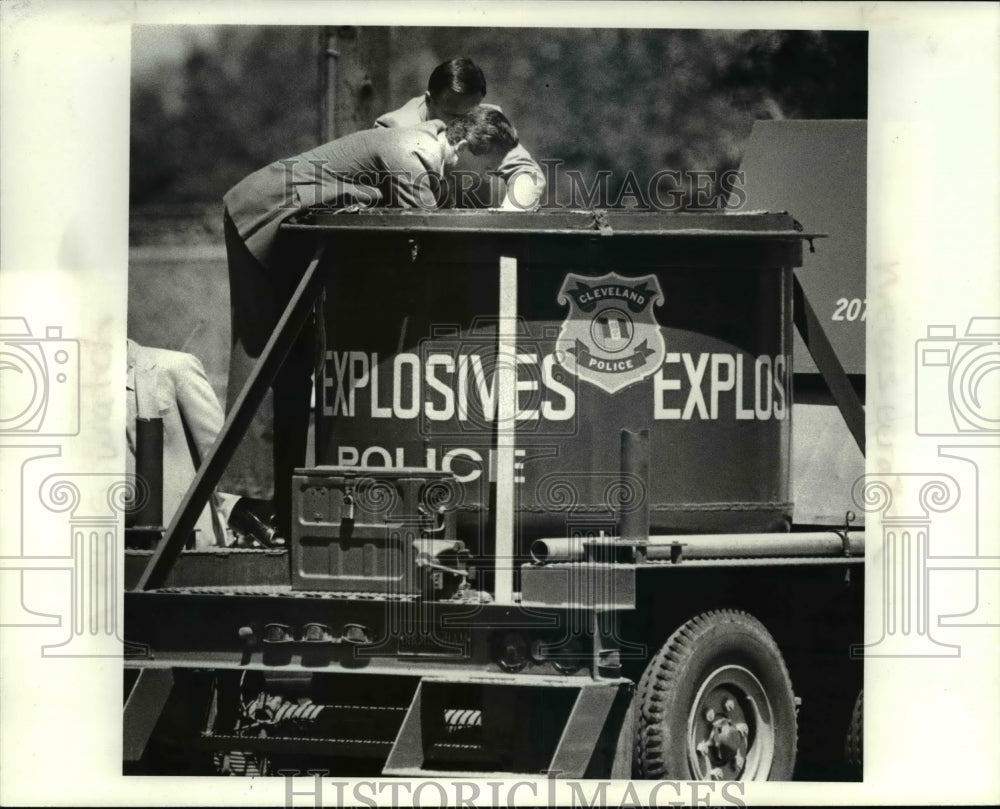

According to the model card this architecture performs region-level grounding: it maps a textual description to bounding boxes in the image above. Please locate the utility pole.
[318,26,391,142]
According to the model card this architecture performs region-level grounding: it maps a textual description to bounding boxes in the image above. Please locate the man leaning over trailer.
[218,108,519,542]
[376,57,545,211]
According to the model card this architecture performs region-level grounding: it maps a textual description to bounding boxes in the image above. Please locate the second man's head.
[426,57,487,122]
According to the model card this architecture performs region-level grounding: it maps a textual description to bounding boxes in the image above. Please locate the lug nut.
[709,767,724,781]
[704,708,715,722]
[696,741,710,756]
[736,722,749,737]
[724,698,735,712]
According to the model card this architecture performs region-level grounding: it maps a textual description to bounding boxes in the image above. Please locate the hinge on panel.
[835,510,856,558]
[836,510,857,585]
[592,209,613,236]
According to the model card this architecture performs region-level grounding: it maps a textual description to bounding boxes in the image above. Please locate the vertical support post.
[494,255,518,604]
[315,26,337,471]
[131,417,163,530]
[619,429,649,544]
[321,26,391,140]
[318,27,337,142]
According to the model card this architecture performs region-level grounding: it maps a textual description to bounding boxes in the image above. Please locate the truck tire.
[845,689,863,776]
[634,609,797,781]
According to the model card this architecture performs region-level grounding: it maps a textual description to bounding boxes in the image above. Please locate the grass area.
[127,247,230,404]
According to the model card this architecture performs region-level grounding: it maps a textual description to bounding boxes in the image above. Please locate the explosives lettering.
[322,351,575,422]
[323,349,789,423]
[652,353,789,421]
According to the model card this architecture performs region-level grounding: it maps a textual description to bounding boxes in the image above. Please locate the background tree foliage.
[130,27,866,207]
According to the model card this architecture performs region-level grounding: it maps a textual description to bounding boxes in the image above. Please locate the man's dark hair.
[445,107,518,156]
[427,57,487,98]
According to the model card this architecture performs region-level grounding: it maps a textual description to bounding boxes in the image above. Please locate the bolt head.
[696,741,710,756]
[705,708,716,722]
[724,698,736,713]
[709,767,724,781]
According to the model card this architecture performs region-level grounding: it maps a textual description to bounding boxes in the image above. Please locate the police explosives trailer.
[123,178,867,780]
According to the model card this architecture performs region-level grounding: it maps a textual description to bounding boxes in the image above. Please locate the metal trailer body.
[124,210,864,780]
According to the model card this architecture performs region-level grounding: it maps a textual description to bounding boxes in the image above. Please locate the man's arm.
[376,96,546,209]
[495,143,546,210]
[382,127,449,210]
[165,351,225,465]
[389,158,441,210]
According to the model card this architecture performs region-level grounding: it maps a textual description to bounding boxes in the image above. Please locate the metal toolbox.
[291,466,460,593]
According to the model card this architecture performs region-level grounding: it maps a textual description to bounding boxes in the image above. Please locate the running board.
[383,676,634,778]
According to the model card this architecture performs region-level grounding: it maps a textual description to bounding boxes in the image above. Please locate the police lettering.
[334,445,528,485]
[588,356,635,372]
[653,352,788,421]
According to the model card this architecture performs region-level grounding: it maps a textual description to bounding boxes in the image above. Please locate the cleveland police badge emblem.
[555,272,666,393]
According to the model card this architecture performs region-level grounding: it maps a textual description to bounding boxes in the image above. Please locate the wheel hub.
[695,697,749,779]
[687,665,776,780]
[711,717,747,764]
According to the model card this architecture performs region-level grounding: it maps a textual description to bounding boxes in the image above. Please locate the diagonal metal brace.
[793,272,866,456]
[135,239,328,591]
